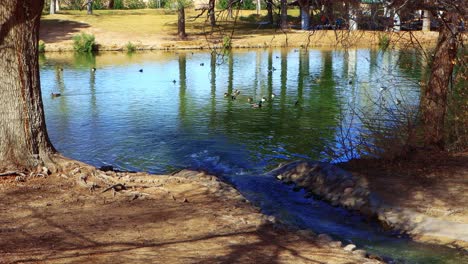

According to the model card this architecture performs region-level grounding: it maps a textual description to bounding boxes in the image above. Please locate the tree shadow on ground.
[40,19,90,43]
[0,202,358,264]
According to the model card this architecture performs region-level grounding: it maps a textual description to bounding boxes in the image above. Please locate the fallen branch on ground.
[0,171,25,177]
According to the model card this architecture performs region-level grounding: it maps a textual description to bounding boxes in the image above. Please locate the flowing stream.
[40,49,467,263]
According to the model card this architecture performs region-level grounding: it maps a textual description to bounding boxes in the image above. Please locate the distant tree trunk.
[0,0,56,172]
[266,0,273,24]
[108,0,115,9]
[50,0,56,14]
[348,3,358,30]
[421,13,460,149]
[280,0,288,29]
[256,0,261,15]
[178,6,187,39]
[87,0,93,15]
[393,9,401,31]
[208,0,216,26]
[422,10,431,31]
[299,0,310,30]
[227,0,233,18]
[56,0,60,11]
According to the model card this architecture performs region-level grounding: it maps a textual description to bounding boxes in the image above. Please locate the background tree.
[0,0,56,172]
[280,0,288,29]
[208,0,216,26]
[390,0,465,149]
[86,0,93,15]
[50,0,56,14]
[167,0,193,39]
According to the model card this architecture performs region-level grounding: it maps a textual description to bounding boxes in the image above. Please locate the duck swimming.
[251,101,262,108]
[51,93,61,97]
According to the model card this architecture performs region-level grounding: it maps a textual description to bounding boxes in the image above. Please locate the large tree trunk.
[0,0,56,172]
[421,14,460,149]
[178,6,187,39]
[108,0,115,9]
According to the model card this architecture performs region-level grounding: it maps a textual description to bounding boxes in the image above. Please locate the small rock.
[317,234,333,243]
[182,198,188,203]
[328,241,342,248]
[368,254,383,261]
[71,167,81,175]
[46,203,52,206]
[352,249,367,257]
[343,187,354,195]
[276,174,283,180]
[15,175,26,182]
[343,244,356,251]
[42,167,50,175]
[266,215,276,223]
[99,165,114,172]
[297,229,315,238]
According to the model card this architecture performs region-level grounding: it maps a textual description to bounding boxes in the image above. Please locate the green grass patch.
[73,32,96,52]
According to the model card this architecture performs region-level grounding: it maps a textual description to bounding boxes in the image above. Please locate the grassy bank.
[39,9,439,51]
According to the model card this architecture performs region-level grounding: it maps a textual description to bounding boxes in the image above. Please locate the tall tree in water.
[0,0,56,172]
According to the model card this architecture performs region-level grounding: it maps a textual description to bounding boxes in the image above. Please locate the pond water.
[39,49,466,263]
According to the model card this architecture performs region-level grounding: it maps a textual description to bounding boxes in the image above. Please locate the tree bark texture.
[280,0,288,29]
[208,0,216,27]
[178,6,187,39]
[0,0,56,171]
[421,14,460,149]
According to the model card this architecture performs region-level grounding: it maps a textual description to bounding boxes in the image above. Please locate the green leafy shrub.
[114,0,125,9]
[126,42,137,52]
[92,0,105,9]
[73,33,96,53]
[126,0,146,9]
[222,36,231,50]
[217,0,263,10]
[38,40,46,53]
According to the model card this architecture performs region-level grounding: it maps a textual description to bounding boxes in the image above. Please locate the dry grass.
[40,9,439,51]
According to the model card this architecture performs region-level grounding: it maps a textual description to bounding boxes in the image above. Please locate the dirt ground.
[341,151,468,249]
[0,157,381,263]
